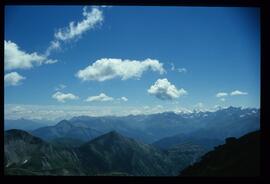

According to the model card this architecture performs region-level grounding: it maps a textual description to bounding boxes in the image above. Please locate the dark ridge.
[180,130,260,176]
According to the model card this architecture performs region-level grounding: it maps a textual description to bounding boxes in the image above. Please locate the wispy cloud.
[171,63,175,71]
[85,93,114,102]
[76,58,165,82]
[45,6,104,56]
[4,104,187,121]
[216,92,228,98]
[220,98,226,102]
[45,40,61,56]
[120,97,128,102]
[4,72,26,86]
[148,78,187,100]
[52,91,79,103]
[170,63,187,73]
[54,84,67,91]
[230,90,248,96]
[177,68,187,73]
[55,6,103,42]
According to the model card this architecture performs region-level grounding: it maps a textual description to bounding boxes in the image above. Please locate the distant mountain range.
[180,130,260,176]
[29,106,259,150]
[4,118,53,131]
[4,129,204,176]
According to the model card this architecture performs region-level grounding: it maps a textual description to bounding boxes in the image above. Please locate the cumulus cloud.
[230,90,248,96]
[216,92,228,98]
[76,58,165,81]
[54,6,103,42]
[147,78,187,100]
[52,91,79,103]
[121,97,128,102]
[4,72,26,86]
[85,93,114,102]
[4,40,57,71]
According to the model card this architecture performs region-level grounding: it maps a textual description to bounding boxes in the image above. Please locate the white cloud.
[76,58,165,81]
[147,78,187,100]
[45,59,58,64]
[216,92,228,98]
[230,90,248,96]
[5,40,45,70]
[7,103,249,121]
[4,40,57,70]
[85,93,114,102]
[45,6,104,56]
[4,72,26,86]
[54,6,103,42]
[52,91,79,103]
[5,104,168,120]
[121,97,128,102]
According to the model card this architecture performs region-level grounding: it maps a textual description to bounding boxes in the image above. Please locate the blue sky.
[4,6,260,120]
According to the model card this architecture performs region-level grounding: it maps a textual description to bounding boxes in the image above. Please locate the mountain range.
[5,129,260,176]
[4,106,260,176]
[29,106,260,151]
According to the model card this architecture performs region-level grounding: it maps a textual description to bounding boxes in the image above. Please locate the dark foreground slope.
[4,129,84,175]
[179,130,260,176]
[4,129,209,176]
[76,131,174,176]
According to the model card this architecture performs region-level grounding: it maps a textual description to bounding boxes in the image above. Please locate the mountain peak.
[99,130,123,140]
[107,130,121,137]
[5,129,43,144]
[55,120,73,127]
[5,129,30,137]
[83,130,129,148]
